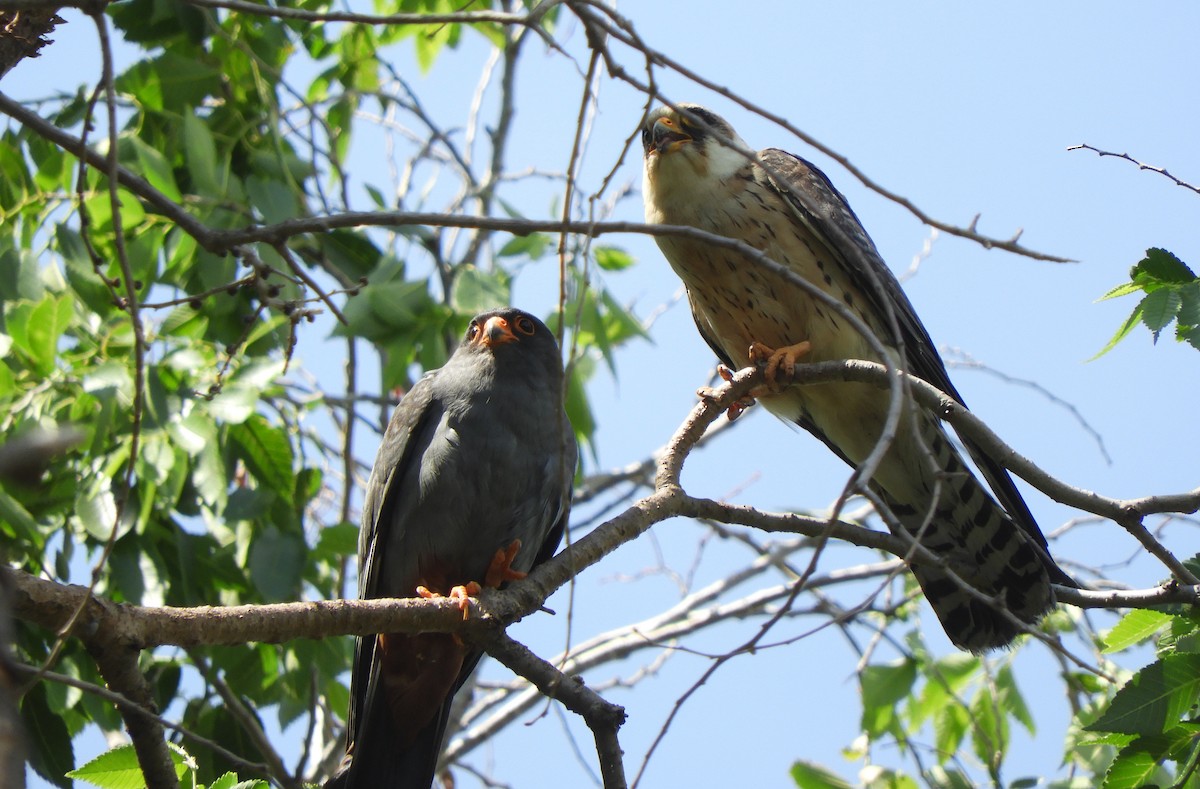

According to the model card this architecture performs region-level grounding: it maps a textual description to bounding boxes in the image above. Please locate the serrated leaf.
[1132,248,1196,286]
[1140,288,1182,335]
[790,760,854,789]
[1086,654,1200,735]
[1090,303,1143,360]
[68,742,192,789]
[1097,281,1144,302]
[1103,609,1173,653]
[1177,282,1200,326]
[1179,323,1200,351]
[1102,738,1165,789]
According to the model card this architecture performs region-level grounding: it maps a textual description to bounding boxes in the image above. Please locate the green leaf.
[75,476,125,541]
[1103,609,1173,653]
[860,660,917,737]
[1132,247,1195,286]
[934,703,969,764]
[790,760,854,789]
[451,265,511,313]
[183,112,222,196]
[1177,282,1200,327]
[122,133,182,202]
[0,487,40,541]
[22,680,74,788]
[58,225,116,317]
[1139,288,1182,337]
[246,176,299,224]
[969,685,1008,771]
[68,742,192,788]
[313,521,359,563]
[996,664,1035,734]
[909,653,980,727]
[1102,736,1172,789]
[594,245,636,271]
[497,232,550,259]
[248,528,306,602]
[1090,303,1143,360]
[1086,654,1200,735]
[8,294,73,376]
[1179,323,1200,351]
[229,415,295,502]
[921,766,973,789]
[84,187,147,234]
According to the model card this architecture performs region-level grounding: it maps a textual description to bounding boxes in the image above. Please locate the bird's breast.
[652,178,876,368]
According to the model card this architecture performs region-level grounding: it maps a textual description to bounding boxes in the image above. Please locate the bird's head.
[459,307,564,382]
[641,104,750,214]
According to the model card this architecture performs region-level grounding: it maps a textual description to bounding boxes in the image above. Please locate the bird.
[325,307,577,789]
[641,103,1070,652]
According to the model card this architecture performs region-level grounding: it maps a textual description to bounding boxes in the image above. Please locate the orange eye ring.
[514,316,536,336]
[466,321,480,341]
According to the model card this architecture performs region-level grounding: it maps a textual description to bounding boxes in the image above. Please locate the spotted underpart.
[642,103,1069,652]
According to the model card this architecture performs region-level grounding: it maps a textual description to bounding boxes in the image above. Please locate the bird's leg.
[749,340,812,390]
[697,364,758,421]
[414,540,526,622]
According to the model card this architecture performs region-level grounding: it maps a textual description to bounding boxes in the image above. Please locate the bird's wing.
[756,148,1057,561]
[529,416,577,570]
[344,371,441,752]
[357,371,440,599]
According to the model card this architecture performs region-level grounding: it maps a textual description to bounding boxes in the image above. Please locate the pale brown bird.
[641,103,1071,651]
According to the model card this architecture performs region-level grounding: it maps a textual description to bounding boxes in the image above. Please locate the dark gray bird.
[641,103,1071,651]
[327,307,576,789]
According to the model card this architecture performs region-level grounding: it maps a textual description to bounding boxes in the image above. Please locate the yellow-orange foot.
[416,581,482,621]
[748,340,812,389]
[483,539,527,588]
[696,364,757,421]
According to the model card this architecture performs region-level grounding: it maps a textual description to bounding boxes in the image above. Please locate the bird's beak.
[649,117,692,155]
[477,316,518,348]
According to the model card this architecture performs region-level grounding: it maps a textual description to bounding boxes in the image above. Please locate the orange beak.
[476,316,518,348]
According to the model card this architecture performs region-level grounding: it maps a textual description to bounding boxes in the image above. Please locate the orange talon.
[748,340,812,389]
[697,364,758,420]
[417,582,482,621]
[483,540,527,588]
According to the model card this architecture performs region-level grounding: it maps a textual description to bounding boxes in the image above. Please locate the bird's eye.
[641,126,651,149]
[466,321,480,341]
[514,316,536,336]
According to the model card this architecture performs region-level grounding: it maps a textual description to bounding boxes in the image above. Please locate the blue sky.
[10,2,1200,787]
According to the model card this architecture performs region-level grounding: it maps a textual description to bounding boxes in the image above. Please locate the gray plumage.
[641,104,1071,651]
[327,308,576,788]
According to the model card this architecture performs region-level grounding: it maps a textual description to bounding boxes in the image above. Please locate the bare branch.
[1069,143,1200,195]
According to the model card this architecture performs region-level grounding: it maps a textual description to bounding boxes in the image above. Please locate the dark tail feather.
[886,474,1057,652]
[324,699,451,789]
